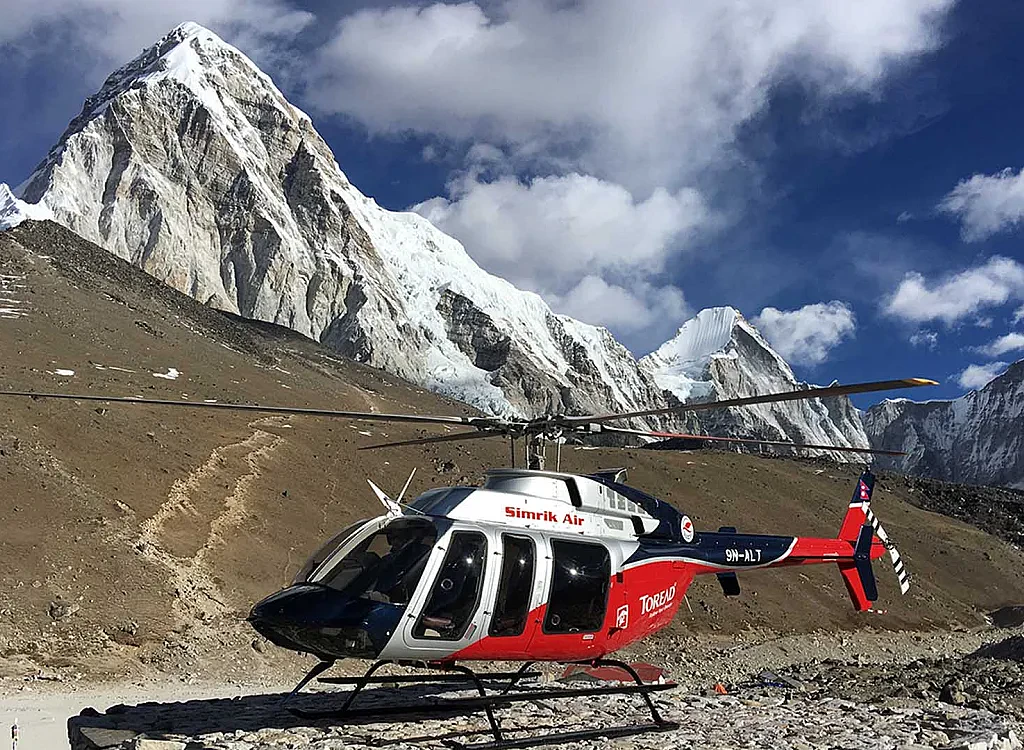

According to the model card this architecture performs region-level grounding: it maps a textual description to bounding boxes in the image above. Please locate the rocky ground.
[882,473,1024,550]
[61,627,1024,750]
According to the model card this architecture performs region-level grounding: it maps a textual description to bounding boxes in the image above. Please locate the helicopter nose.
[248,584,393,660]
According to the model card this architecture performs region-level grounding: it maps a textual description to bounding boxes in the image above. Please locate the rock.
[48,595,78,620]
[131,740,186,750]
[940,678,967,706]
[75,727,139,750]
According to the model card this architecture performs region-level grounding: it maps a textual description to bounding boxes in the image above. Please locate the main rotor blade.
[359,429,508,450]
[0,390,497,428]
[594,424,907,456]
[559,377,938,426]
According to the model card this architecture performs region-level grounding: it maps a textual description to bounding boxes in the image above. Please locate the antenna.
[367,479,402,516]
[367,475,426,516]
[397,468,416,504]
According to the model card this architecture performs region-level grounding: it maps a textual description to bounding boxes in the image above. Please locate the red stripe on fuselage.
[449,535,885,662]
[451,560,695,662]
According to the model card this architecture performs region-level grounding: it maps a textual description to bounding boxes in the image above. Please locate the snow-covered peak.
[171,20,214,40]
[0,183,53,230]
[637,306,870,455]
[646,306,740,374]
[640,306,752,401]
[137,21,307,121]
[21,19,309,187]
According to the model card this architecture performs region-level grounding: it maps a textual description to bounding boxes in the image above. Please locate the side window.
[544,539,610,634]
[414,532,487,640]
[489,535,536,637]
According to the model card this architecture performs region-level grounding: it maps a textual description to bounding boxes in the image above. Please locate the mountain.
[0,183,52,230]
[864,360,1024,489]
[7,22,867,452]
[12,21,665,422]
[640,307,871,458]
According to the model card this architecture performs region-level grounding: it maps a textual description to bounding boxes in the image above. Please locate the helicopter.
[0,376,934,749]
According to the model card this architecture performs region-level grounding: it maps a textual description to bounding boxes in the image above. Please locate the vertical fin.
[853,524,879,602]
[838,470,874,541]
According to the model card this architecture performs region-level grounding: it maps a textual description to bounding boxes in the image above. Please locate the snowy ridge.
[0,183,52,231]
[865,360,1024,488]
[640,307,871,458]
[641,306,740,401]
[14,22,870,454]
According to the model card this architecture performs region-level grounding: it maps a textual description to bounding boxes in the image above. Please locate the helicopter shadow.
[68,681,573,747]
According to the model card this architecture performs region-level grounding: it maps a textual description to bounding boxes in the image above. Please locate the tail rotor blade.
[865,507,911,595]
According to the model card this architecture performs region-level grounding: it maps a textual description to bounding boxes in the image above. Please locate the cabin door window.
[543,539,610,634]
[489,534,536,637]
[413,531,487,640]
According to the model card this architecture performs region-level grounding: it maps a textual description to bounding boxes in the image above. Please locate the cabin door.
[481,533,541,658]
[528,537,611,660]
[398,529,492,658]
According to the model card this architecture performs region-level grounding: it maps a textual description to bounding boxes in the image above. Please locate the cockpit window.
[293,521,368,584]
[316,518,438,605]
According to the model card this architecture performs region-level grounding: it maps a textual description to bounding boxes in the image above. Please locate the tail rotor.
[836,469,911,610]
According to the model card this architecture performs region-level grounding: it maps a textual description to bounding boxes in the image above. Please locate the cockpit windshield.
[292,520,368,585]
[311,517,439,605]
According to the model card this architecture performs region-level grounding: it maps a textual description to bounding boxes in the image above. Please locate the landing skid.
[282,658,679,750]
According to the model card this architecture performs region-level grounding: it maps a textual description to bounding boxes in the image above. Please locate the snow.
[15,20,873,455]
[640,307,740,402]
[0,183,53,230]
[0,273,28,319]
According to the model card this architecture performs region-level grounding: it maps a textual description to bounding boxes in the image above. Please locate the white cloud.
[0,1,312,77]
[909,330,938,349]
[414,172,706,350]
[550,277,690,352]
[939,167,1024,242]
[751,301,857,366]
[957,362,1008,390]
[976,332,1024,358]
[413,172,708,293]
[1014,305,1024,325]
[883,256,1024,325]
[308,0,953,191]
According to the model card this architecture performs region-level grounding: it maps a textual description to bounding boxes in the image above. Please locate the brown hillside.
[1,220,1023,683]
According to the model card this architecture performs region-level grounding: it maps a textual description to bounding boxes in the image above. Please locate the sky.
[2,0,1024,408]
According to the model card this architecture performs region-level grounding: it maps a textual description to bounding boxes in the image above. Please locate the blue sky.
[2,0,1024,408]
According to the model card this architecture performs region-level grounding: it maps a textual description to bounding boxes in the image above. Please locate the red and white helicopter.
[0,377,933,748]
